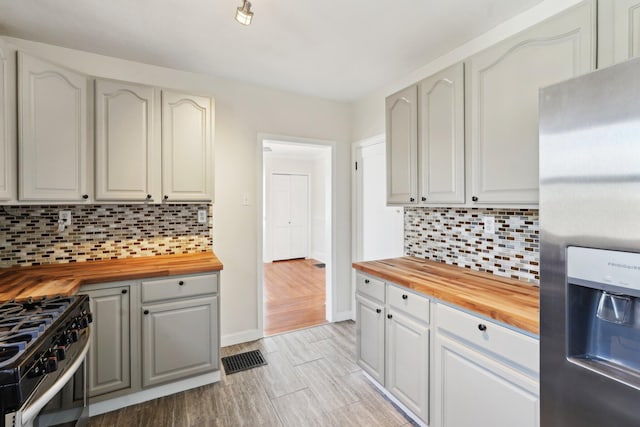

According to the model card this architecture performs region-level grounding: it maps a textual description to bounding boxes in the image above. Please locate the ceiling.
[0,0,543,101]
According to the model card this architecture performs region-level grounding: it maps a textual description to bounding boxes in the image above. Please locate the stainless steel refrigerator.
[539,57,640,426]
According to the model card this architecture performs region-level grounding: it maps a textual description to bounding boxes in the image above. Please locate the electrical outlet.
[483,216,495,234]
[59,211,72,226]
[242,194,250,206]
[197,210,208,224]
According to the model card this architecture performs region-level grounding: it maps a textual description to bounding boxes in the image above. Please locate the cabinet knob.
[387,314,393,319]
[364,279,370,284]
[376,308,382,314]
[421,196,426,202]
[478,324,487,332]
[178,280,185,286]
[146,194,152,200]
[164,195,169,200]
[121,289,128,294]
[144,310,149,315]
[402,294,408,300]
[409,197,415,202]
[82,194,89,199]
[472,196,478,202]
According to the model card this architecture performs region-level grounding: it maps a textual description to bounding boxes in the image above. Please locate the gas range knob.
[79,317,89,329]
[54,345,66,361]
[86,312,93,324]
[44,356,58,373]
[70,329,79,342]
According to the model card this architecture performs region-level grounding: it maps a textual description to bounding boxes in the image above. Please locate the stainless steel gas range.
[0,295,92,427]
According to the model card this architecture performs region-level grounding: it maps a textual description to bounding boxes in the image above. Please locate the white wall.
[262,154,328,263]
[2,36,352,345]
[351,0,585,142]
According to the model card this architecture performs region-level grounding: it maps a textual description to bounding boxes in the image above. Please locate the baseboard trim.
[221,328,262,347]
[333,310,355,322]
[362,371,427,427]
[88,371,220,417]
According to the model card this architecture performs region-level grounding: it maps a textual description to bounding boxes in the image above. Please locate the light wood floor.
[263,258,326,336]
[89,321,415,427]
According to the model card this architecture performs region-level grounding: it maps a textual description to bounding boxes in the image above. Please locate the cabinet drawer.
[141,274,218,303]
[387,283,430,323]
[436,303,538,374]
[356,273,385,302]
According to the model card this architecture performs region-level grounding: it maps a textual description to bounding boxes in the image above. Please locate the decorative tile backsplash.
[405,207,539,284]
[0,204,212,267]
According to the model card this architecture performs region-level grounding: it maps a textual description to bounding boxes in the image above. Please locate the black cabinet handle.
[387,314,393,319]
[472,196,478,202]
[376,308,381,314]
[478,324,487,332]
[421,196,426,202]
[409,197,415,202]
[178,280,185,286]
[121,289,128,294]
[364,279,370,284]
[402,294,408,300]
[144,310,149,315]
[164,195,169,200]
[82,194,89,199]
[146,194,152,200]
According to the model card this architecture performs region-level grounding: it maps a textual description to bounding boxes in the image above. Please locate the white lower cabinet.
[80,272,220,402]
[355,271,540,427]
[434,303,539,427]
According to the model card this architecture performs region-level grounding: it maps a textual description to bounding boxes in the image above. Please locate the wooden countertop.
[0,252,223,301]
[352,256,539,335]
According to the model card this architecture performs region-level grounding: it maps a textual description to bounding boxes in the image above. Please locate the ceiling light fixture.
[235,0,254,25]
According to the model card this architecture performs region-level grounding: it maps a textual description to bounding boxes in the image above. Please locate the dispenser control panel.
[567,247,640,292]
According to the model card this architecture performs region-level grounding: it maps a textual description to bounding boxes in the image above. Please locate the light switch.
[197,210,208,224]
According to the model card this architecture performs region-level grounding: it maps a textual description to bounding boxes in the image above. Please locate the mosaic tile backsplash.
[405,207,539,284]
[0,204,212,267]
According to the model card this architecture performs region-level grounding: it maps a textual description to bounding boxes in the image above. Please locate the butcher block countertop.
[353,256,539,335]
[0,252,223,301]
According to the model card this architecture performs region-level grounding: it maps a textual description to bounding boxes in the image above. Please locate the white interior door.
[272,173,309,261]
[357,141,404,261]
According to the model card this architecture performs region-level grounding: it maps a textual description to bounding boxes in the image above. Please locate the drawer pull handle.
[402,294,408,300]
[144,310,149,315]
[178,280,185,286]
[387,314,393,319]
[121,289,127,294]
[376,308,381,314]
[478,324,487,332]
[364,279,370,284]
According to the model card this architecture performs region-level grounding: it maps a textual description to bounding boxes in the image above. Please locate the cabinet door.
[598,0,640,68]
[161,91,213,202]
[468,1,595,204]
[142,296,218,387]
[355,294,385,384]
[0,43,11,201]
[18,52,88,201]
[418,62,465,204]
[386,85,418,205]
[95,80,156,201]
[386,310,429,423]
[84,285,131,398]
[434,334,539,427]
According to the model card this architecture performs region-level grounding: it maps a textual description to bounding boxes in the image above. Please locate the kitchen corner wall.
[0,204,212,266]
[405,207,539,284]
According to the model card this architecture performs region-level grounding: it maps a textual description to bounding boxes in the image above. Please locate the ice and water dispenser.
[567,247,640,388]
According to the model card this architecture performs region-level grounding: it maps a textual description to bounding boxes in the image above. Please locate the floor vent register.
[221,349,268,375]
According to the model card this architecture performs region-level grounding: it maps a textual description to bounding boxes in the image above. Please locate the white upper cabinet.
[418,62,465,204]
[386,85,418,205]
[95,79,157,201]
[161,91,213,202]
[18,52,89,201]
[467,1,595,204]
[0,42,12,201]
[598,0,640,68]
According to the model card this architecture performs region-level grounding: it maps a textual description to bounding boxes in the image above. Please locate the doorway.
[260,138,332,336]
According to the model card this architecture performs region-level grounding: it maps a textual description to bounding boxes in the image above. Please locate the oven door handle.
[18,337,90,426]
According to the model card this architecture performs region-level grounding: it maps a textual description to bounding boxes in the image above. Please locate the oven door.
[13,332,90,427]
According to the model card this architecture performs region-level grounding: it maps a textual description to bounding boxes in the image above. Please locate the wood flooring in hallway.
[263,258,326,336]
[89,321,416,427]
